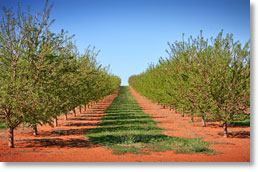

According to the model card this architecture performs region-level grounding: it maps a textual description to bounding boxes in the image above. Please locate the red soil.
[130,86,250,162]
[0,88,250,162]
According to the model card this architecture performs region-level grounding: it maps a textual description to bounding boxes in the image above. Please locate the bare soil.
[129,86,250,162]
[0,88,250,162]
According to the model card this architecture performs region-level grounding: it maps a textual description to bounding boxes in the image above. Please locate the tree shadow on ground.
[50,128,90,136]
[217,131,250,138]
[68,117,101,121]
[17,138,98,148]
[63,122,97,127]
[81,112,105,114]
[79,114,104,117]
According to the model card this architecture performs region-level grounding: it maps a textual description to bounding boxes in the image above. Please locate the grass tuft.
[109,145,147,155]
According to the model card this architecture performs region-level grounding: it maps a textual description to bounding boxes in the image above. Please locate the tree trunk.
[73,109,76,117]
[84,104,87,111]
[201,116,206,127]
[79,106,82,113]
[55,117,58,127]
[223,122,228,138]
[33,125,38,136]
[163,105,165,109]
[8,127,14,148]
[181,108,185,117]
[169,105,172,111]
[191,114,194,122]
[65,112,68,120]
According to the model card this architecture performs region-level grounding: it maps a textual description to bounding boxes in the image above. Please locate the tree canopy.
[129,31,250,137]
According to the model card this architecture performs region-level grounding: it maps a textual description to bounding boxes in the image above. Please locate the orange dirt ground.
[0,88,250,162]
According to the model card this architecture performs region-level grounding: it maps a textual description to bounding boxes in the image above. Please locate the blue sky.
[0,0,250,85]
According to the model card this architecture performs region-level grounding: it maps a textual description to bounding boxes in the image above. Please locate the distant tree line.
[0,1,121,148]
[129,31,250,137]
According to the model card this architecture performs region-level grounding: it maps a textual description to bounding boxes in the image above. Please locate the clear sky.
[0,0,250,85]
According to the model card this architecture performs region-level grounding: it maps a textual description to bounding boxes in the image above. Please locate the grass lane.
[0,124,7,130]
[85,86,214,155]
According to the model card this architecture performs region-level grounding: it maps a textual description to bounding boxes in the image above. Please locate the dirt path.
[0,87,250,162]
[129,86,250,162]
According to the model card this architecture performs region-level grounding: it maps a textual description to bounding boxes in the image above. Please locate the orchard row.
[129,31,250,137]
[0,2,121,148]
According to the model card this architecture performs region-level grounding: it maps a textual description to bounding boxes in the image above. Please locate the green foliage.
[85,86,213,155]
[129,31,250,136]
[0,1,120,147]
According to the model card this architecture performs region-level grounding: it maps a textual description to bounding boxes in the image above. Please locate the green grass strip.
[0,123,7,130]
[85,86,215,155]
[229,118,250,127]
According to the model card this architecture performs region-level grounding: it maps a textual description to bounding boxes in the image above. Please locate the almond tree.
[202,32,250,137]
[129,31,250,135]
[0,1,70,147]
